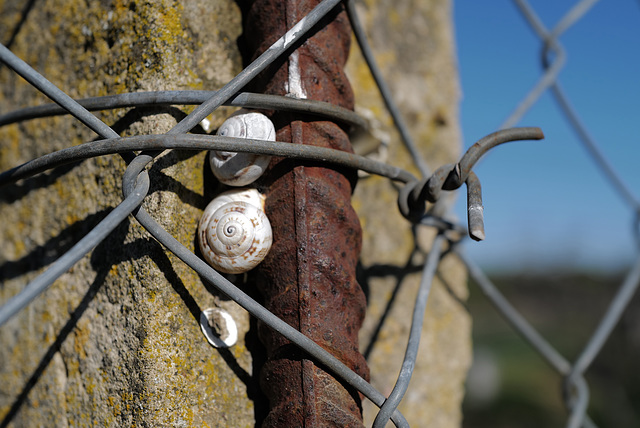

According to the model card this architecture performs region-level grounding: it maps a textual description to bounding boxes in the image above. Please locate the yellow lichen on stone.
[0,0,255,426]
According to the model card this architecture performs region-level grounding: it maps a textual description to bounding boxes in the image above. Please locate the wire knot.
[398,127,544,241]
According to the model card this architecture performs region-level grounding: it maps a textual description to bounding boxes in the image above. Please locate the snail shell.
[199,308,238,348]
[210,109,276,186]
[198,188,272,274]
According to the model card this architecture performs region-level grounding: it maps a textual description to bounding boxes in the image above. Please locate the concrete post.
[0,0,469,426]
[0,1,256,426]
[347,1,471,426]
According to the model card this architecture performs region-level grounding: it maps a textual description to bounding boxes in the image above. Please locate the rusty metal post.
[241,0,369,426]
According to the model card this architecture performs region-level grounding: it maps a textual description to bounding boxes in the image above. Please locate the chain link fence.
[0,0,638,427]
[459,0,640,426]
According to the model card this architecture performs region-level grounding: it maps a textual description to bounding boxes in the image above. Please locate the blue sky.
[452,1,640,272]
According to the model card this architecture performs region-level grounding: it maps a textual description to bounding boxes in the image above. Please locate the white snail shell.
[210,109,276,186]
[198,188,272,274]
[199,308,238,348]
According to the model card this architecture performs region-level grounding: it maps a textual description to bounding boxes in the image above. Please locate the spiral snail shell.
[198,188,272,274]
[210,109,276,186]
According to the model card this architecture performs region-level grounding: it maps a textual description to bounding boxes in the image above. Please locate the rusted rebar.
[241,0,369,425]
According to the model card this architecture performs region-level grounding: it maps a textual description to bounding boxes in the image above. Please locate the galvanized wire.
[372,232,446,428]
[125,165,412,427]
[0,162,149,326]
[0,134,416,186]
[345,0,431,177]
[1,0,638,427]
[0,91,368,131]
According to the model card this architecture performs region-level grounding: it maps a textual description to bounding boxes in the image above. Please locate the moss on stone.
[0,0,254,426]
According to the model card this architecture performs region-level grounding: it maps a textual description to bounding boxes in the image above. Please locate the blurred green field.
[462,271,640,427]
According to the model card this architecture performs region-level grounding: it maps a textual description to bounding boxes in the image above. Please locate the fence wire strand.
[479,1,640,427]
[0,0,638,427]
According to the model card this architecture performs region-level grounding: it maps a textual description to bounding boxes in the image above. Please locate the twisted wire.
[397,127,544,240]
[0,91,368,132]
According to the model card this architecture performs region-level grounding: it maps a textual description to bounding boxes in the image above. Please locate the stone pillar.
[346,0,471,426]
[0,1,257,426]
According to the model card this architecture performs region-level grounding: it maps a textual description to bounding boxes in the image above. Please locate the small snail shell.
[198,188,272,274]
[200,308,238,348]
[210,109,276,186]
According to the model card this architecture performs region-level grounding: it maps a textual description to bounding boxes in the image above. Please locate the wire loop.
[398,127,544,240]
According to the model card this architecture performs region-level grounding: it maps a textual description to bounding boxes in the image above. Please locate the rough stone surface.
[346,0,472,426]
[0,0,469,427]
[0,1,256,427]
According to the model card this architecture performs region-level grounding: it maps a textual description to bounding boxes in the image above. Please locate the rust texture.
[241,0,369,426]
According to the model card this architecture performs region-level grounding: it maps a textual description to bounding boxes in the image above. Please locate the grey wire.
[121,159,409,428]
[565,255,640,428]
[549,0,601,40]
[0,91,368,132]
[458,248,599,428]
[566,376,591,428]
[167,0,343,136]
[0,134,416,186]
[458,248,571,373]
[502,0,601,129]
[500,49,564,130]
[508,0,639,213]
[550,83,640,211]
[0,159,149,327]
[0,44,119,141]
[450,127,544,187]
[372,233,445,428]
[345,0,431,178]
[465,172,485,241]
[500,0,566,130]
[397,127,544,235]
